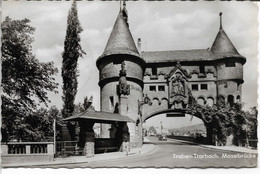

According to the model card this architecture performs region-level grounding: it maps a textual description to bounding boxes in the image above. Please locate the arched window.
[197,97,205,105]
[207,97,214,107]
[228,95,234,107]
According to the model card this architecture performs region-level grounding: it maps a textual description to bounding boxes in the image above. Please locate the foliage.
[61,0,85,119]
[1,17,58,142]
[22,106,63,142]
[148,126,157,135]
[187,93,255,146]
[244,107,258,140]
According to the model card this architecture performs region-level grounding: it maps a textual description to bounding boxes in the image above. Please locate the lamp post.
[137,94,152,146]
[53,117,56,157]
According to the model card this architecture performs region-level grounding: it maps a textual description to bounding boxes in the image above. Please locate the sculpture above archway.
[167,63,190,110]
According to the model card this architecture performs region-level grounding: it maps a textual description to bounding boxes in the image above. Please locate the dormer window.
[199,65,205,74]
[152,67,157,76]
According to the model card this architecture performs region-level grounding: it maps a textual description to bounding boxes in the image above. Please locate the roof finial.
[219,12,223,30]
[120,0,122,11]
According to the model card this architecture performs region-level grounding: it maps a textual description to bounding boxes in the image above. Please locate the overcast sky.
[2,1,258,128]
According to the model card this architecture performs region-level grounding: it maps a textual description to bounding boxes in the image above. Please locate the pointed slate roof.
[97,10,140,61]
[63,109,134,124]
[211,13,241,58]
[142,49,215,63]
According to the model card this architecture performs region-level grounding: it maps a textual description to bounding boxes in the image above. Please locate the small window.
[224,82,228,88]
[237,83,240,92]
[149,86,156,91]
[201,84,208,90]
[158,85,165,91]
[109,96,114,109]
[226,61,236,67]
[191,84,198,91]
[152,67,157,76]
[228,95,234,107]
[199,65,205,74]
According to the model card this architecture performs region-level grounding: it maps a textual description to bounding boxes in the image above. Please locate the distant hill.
[169,123,206,135]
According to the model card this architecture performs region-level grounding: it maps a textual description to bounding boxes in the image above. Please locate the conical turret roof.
[98,9,140,61]
[211,13,241,58]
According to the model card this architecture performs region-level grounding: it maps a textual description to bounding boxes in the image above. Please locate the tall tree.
[1,17,58,142]
[61,1,85,140]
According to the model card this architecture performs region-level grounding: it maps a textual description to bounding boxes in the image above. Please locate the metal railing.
[56,141,83,157]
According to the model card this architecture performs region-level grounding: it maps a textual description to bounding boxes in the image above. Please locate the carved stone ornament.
[168,72,189,109]
[118,62,130,95]
[171,73,185,96]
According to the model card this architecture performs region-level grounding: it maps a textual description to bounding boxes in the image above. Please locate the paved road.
[41,137,258,168]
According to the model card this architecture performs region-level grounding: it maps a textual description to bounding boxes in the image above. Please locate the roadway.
[37,137,258,168]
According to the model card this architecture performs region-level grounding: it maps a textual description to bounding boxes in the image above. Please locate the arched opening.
[236,95,241,103]
[207,97,214,107]
[197,97,205,105]
[228,95,234,107]
[143,112,207,144]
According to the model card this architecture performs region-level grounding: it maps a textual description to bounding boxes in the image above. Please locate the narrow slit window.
[199,65,205,74]
[237,83,240,91]
[224,82,228,88]
[109,96,114,109]
[152,67,157,76]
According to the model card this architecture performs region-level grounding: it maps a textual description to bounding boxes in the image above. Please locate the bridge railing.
[1,142,54,165]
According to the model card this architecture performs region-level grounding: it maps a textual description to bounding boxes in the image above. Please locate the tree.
[187,93,250,146]
[244,107,258,148]
[61,0,85,140]
[1,17,58,141]
[148,126,157,135]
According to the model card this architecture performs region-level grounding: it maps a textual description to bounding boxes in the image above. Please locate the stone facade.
[96,5,246,145]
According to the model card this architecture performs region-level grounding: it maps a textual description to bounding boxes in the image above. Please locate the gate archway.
[142,109,207,144]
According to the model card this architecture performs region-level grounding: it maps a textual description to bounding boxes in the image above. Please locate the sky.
[2,1,258,129]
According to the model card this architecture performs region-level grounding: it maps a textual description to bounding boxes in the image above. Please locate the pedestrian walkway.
[200,144,258,154]
[166,137,258,154]
[2,144,156,168]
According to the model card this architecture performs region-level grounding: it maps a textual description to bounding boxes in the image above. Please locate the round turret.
[96,5,145,141]
[211,13,246,105]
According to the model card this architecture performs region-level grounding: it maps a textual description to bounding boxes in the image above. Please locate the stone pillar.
[26,145,30,155]
[80,121,95,158]
[47,144,54,155]
[1,144,8,155]
[84,131,95,158]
